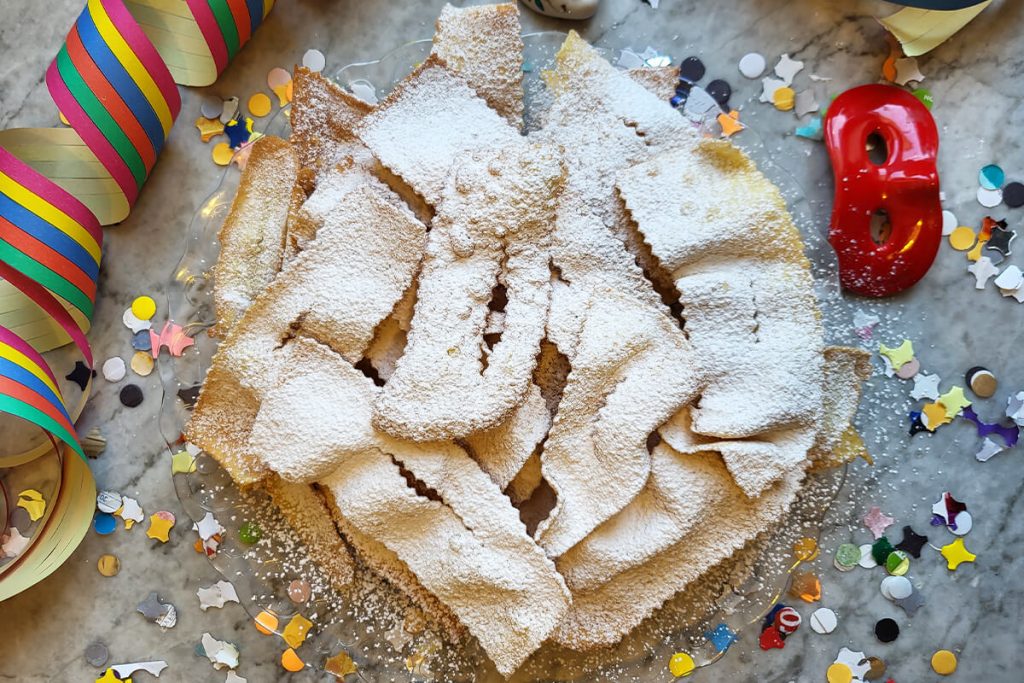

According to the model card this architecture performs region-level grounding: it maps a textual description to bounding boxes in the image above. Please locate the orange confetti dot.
[212,142,234,166]
[248,92,272,117]
[255,610,279,635]
[281,647,304,672]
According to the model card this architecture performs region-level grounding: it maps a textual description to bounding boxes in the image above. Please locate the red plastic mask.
[824,84,942,297]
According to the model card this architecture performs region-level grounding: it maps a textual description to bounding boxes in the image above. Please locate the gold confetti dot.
[97,554,120,577]
[212,142,234,166]
[248,92,272,117]
[131,350,154,376]
[827,662,853,683]
[668,652,695,677]
[773,86,796,111]
[949,226,976,251]
[931,649,957,675]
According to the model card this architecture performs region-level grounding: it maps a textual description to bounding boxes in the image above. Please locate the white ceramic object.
[520,0,600,20]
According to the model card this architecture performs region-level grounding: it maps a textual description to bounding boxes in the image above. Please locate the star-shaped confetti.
[774,53,805,84]
[118,497,144,529]
[224,116,255,148]
[894,525,928,558]
[704,623,738,652]
[171,450,197,474]
[910,373,941,401]
[17,489,46,521]
[325,650,358,678]
[195,116,224,142]
[65,360,93,391]
[922,401,951,430]
[794,89,819,117]
[835,648,871,681]
[197,580,240,611]
[137,592,173,622]
[894,56,925,85]
[717,110,744,137]
[2,528,31,558]
[96,670,128,683]
[940,538,976,570]
[938,386,971,418]
[879,339,914,370]
[863,506,894,539]
[961,406,1020,447]
[894,589,926,616]
[146,511,175,542]
[985,226,1016,258]
[967,257,1000,289]
[760,77,786,103]
[149,322,195,358]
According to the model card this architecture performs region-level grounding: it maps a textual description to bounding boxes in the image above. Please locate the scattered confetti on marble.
[894,589,926,616]
[938,385,971,418]
[219,96,239,124]
[110,661,168,679]
[201,633,240,670]
[97,554,120,577]
[863,506,895,539]
[85,641,110,668]
[881,575,913,601]
[101,357,126,382]
[942,209,958,235]
[940,538,976,570]
[794,89,819,117]
[760,76,786,103]
[704,623,737,652]
[146,511,175,542]
[967,256,1000,288]
[977,186,1003,208]
[960,406,1020,447]
[894,56,924,85]
[171,450,197,474]
[931,649,958,675]
[150,322,196,358]
[852,310,879,339]
[325,650,359,678]
[894,526,928,558]
[65,361,93,390]
[137,592,177,629]
[197,580,240,611]
[194,512,226,541]
[879,339,914,370]
[809,607,837,634]
[282,613,313,649]
[833,647,870,681]
[979,163,1005,190]
[773,53,804,84]
[975,436,1005,462]
[738,52,765,78]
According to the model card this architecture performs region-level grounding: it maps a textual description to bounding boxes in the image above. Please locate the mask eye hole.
[866,131,888,166]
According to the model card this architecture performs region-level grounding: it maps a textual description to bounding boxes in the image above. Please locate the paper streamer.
[880,0,992,56]
[0,0,274,601]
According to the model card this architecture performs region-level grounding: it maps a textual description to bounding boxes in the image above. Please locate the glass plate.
[158,32,847,681]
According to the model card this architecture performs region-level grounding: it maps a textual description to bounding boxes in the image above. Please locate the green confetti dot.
[239,521,262,545]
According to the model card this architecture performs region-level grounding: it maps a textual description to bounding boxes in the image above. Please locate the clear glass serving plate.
[157,32,847,681]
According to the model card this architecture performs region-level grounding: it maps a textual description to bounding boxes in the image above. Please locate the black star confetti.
[985,227,1016,257]
[895,525,929,558]
[177,384,201,408]
[894,590,926,616]
[65,361,93,391]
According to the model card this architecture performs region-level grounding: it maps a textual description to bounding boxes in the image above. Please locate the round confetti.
[131,329,152,351]
[773,86,796,111]
[881,575,913,601]
[123,307,151,333]
[857,543,877,569]
[268,66,292,89]
[931,649,957,675]
[977,186,1003,208]
[885,549,910,576]
[94,512,117,535]
[949,226,977,251]
[775,606,801,634]
[131,295,156,320]
[281,647,304,672]
[239,521,262,545]
[84,641,109,668]
[96,490,121,513]
[941,210,957,235]
[864,656,887,680]
[979,163,1005,190]
[131,351,154,377]
[667,651,695,677]
[1003,181,1024,208]
[248,92,272,117]
[738,52,766,79]
[834,543,860,570]
[120,384,144,408]
[288,578,311,604]
[874,617,899,643]
[895,357,920,379]
[302,48,326,73]
[101,357,126,382]
[793,537,819,561]
[705,79,732,106]
[809,607,837,634]
[254,610,279,635]
[949,509,973,536]
[212,142,234,166]
[678,56,705,83]
[966,366,997,398]
[826,662,853,683]
[200,95,223,120]
[97,553,120,576]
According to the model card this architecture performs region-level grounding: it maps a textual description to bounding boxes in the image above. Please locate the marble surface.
[2,0,1023,681]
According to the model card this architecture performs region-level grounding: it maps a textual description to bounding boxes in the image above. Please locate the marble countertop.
[2,0,1022,681]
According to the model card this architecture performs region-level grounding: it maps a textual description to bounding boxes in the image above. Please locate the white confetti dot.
[102,357,126,382]
[809,607,838,634]
[977,186,1003,208]
[941,210,957,235]
[302,48,326,73]
[738,52,766,79]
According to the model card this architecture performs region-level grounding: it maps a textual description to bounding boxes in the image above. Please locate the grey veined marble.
[1,0,1022,681]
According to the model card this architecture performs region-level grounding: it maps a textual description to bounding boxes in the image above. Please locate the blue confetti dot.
[94,512,117,535]
[132,330,152,351]
[979,164,1005,191]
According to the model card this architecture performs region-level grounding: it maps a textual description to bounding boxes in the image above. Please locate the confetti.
[247,92,272,117]
[212,142,234,165]
[283,613,313,649]
[120,384,144,408]
[102,357,127,382]
[871,537,894,565]
[97,554,120,576]
[288,578,311,603]
[833,543,861,571]
[219,96,239,124]
[874,618,899,643]
[171,450,197,474]
[894,589,926,616]
[254,610,279,635]
[137,592,176,628]
[224,116,255,148]
[967,257,1000,289]
[201,633,240,670]
[863,506,894,539]
[894,56,924,85]
[302,48,326,73]
[793,536,819,561]
[979,163,1005,190]
[985,225,1015,257]
[894,526,928,558]
[118,496,144,528]
[705,79,731,106]
[197,580,240,611]
[1004,181,1024,208]
[788,571,821,602]
[131,330,152,351]
[194,116,224,142]
[678,55,705,82]
[96,489,121,513]
[931,649,958,675]
[975,437,1004,462]
[150,322,195,357]
[94,512,117,535]
[931,491,967,526]
[885,549,910,576]
[225,671,247,683]
[759,77,786,103]
[938,386,971,418]
[852,310,879,339]
[131,295,156,320]
[110,662,168,678]
[325,650,358,678]
[738,52,766,78]
[965,366,997,398]
[95,670,127,683]
[858,543,878,569]
[940,537,976,570]
[1,528,31,557]
[16,489,46,521]
[773,86,795,111]
[913,88,933,109]
[880,575,913,601]
[826,663,852,683]
[994,264,1024,292]
[146,511,175,542]
[809,608,837,634]
[773,53,804,84]
[795,115,823,140]
[717,110,744,137]
[835,648,870,680]
[794,89,819,117]
[941,209,958,235]
[878,339,914,370]
[131,351,154,376]
[65,361,92,390]
[85,642,110,668]
[281,648,304,672]
[895,356,920,379]
[961,406,1019,447]
[948,225,976,250]
[194,512,226,542]
[84,428,107,457]
[977,186,1003,208]
[704,623,737,652]
[947,509,973,536]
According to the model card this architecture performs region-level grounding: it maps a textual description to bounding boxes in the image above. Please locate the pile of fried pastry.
[186,3,870,677]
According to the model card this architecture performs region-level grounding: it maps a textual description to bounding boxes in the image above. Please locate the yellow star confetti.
[282,613,313,649]
[146,511,175,542]
[938,386,971,418]
[171,450,197,474]
[940,538,976,570]
[16,489,46,521]
[325,650,358,678]
[195,116,224,142]
[96,670,129,683]
[922,401,951,430]
[878,339,914,370]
